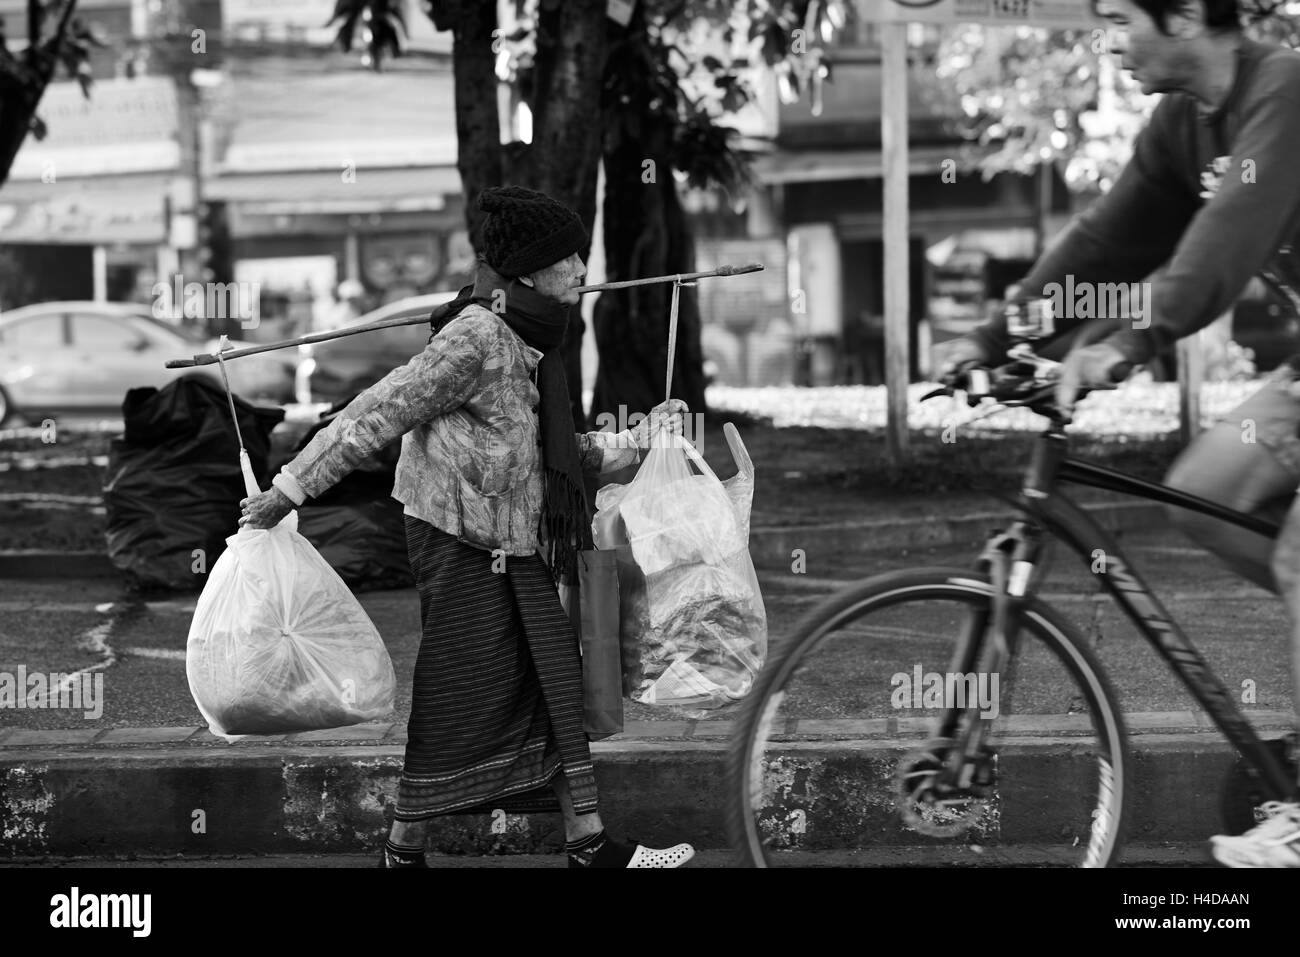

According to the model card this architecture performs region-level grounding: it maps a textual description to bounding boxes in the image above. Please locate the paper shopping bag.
[574,548,624,740]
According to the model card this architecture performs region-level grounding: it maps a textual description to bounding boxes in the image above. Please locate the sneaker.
[1210,801,1300,868]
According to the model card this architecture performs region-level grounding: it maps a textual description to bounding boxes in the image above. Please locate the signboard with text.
[858,0,1102,27]
[9,77,180,180]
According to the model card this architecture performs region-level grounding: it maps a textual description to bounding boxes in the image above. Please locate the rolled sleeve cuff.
[583,429,640,473]
[272,470,307,506]
[604,432,641,472]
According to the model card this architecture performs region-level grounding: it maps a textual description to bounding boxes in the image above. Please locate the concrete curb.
[3,712,1292,859]
[0,501,1168,580]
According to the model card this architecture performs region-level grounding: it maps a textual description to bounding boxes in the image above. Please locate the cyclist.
[937,0,1300,866]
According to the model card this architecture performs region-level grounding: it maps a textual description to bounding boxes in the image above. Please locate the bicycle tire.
[726,567,1131,867]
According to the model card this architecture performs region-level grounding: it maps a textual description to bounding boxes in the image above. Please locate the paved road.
[0,525,1292,730]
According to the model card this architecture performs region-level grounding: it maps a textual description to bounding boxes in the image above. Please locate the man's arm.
[1104,80,1300,364]
[272,316,487,504]
[971,99,1195,358]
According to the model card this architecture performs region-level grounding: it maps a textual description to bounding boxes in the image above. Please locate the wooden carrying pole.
[164,263,764,368]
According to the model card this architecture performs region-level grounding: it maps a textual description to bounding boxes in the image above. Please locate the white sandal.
[626,842,695,868]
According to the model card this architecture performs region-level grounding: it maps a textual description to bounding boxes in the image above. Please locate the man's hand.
[632,399,688,449]
[238,487,296,529]
[934,336,994,384]
[1054,341,1132,416]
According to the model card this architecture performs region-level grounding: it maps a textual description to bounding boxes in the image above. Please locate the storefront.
[749,45,1073,385]
[202,63,468,341]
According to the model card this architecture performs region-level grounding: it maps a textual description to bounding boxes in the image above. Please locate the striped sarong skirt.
[393,516,599,821]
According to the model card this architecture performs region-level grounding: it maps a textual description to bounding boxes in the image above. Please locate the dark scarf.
[429,263,592,585]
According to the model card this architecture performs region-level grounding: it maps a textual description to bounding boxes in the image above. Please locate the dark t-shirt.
[973,37,1300,364]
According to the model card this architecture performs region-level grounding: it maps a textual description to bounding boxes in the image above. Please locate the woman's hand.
[632,399,688,450]
[238,487,296,529]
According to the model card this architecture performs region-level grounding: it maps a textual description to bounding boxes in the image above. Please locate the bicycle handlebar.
[923,350,1134,422]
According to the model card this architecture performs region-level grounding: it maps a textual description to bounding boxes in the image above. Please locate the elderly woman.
[239,186,694,869]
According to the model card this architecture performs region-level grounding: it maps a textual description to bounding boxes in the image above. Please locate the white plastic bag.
[593,423,766,710]
[186,462,396,740]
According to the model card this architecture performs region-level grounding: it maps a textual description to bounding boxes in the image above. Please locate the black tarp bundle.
[103,376,285,593]
[283,396,413,591]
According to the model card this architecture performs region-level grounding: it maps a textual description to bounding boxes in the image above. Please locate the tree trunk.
[662,175,708,414]
[588,1,706,429]
[528,0,608,428]
[590,115,707,427]
[446,0,503,251]
[444,0,607,427]
[0,0,78,189]
[0,80,39,189]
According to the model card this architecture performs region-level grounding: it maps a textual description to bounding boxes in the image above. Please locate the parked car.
[0,301,297,425]
[302,292,459,405]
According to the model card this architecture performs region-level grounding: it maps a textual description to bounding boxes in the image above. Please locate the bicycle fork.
[932,520,1045,790]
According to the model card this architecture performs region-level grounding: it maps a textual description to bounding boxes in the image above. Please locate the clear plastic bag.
[186,487,397,740]
[593,423,766,711]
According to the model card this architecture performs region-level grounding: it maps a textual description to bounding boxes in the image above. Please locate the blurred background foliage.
[922,0,1300,197]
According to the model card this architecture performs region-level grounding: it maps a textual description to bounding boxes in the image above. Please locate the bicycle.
[726,332,1300,867]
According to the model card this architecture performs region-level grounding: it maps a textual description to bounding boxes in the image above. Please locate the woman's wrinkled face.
[1095,0,1202,95]
[525,253,586,305]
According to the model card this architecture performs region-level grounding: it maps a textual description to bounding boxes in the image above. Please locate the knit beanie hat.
[478,186,589,278]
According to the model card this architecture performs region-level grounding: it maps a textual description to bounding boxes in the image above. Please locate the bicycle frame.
[976,424,1295,801]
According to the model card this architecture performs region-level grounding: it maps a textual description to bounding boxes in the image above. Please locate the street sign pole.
[882,21,911,463]
[859,0,1103,463]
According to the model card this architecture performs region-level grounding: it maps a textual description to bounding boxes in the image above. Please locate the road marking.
[1127,545,1211,557]
[121,647,187,661]
[140,600,198,614]
[0,456,109,472]
[19,604,124,708]
[0,602,116,613]
[0,492,104,506]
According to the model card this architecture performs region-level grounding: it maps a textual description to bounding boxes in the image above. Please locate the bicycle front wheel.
[727,567,1130,867]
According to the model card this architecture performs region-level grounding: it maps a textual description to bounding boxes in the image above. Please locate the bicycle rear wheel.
[727,567,1130,867]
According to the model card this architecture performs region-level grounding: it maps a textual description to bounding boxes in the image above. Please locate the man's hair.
[1091,0,1241,33]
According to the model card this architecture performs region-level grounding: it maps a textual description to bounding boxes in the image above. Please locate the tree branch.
[28,0,41,48]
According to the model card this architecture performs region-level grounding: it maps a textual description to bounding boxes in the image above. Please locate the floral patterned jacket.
[272,302,638,556]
